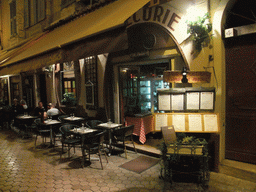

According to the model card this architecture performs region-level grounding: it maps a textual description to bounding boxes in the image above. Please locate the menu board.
[157,87,215,112]
[154,113,219,133]
[158,94,171,111]
[186,92,200,110]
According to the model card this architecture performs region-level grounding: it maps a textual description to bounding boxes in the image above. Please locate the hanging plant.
[186,13,212,52]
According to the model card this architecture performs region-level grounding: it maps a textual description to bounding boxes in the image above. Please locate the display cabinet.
[139,77,169,113]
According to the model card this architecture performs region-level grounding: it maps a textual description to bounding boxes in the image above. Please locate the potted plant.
[61,93,77,106]
[186,13,212,52]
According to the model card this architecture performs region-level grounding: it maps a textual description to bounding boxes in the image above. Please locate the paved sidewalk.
[0,128,255,192]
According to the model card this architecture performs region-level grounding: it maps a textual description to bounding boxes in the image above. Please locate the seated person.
[11,99,24,127]
[20,99,28,114]
[11,98,23,117]
[46,103,60,119]
[33,101,46,118]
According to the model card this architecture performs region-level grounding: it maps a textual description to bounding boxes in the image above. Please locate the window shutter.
[32,0,37,24]
[24,0,30,28]
[10,1,17,35]
[38,0,46,21]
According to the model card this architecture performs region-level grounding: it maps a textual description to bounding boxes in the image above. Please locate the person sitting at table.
[11,98,23,116]
[33,101,46,119]
[10,98,23,127]
[20,99,28,114]
[46,103,60,119]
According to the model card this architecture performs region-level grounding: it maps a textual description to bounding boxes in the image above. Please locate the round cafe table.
[43,119,62,147]
[62,116,85,126]
[16,115,38,138]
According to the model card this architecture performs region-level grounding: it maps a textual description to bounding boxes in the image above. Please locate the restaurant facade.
[0,0,255,180]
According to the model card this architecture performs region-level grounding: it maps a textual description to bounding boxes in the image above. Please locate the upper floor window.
[24,0,46,28]
[61,0,75,8]
[10,0,17,35]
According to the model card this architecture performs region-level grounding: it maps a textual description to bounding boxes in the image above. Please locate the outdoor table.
[69,127,98,167]
[62,116,85,126]
[125,115,154,144]
[43,119,62,147]
[16,115,38,138]
[96,122,122,156]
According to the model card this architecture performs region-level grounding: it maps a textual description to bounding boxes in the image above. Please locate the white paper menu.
[200,92,214,110]
[171,94,184,111]
[188,114,202,131]
[158,94,171,111]
[204,114,218,132]
[172,114,186,131]
[155,114,168,131]
[186,92,200,110]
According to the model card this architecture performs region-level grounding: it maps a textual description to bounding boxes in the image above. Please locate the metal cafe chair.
[33,118,51,148]
[112,124,137,159]
[83,130,108,170]
[59,123,81,159]
[58,115,69,123]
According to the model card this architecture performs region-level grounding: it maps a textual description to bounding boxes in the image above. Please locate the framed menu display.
[157,87,215,112]
[154,113,220,133]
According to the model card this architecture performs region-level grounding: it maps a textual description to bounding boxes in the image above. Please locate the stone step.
[219,159,256,183]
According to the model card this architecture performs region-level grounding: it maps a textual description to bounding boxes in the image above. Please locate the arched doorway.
[105,22,187,124]
[224,0,256,164]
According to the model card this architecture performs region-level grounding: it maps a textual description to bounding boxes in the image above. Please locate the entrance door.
[225,34,256,164]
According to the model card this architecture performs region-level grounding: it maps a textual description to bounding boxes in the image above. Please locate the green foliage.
[61,93,77,106]
[186,13,212,51]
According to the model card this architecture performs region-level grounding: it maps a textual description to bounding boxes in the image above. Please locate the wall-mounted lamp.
[181,67,188,83]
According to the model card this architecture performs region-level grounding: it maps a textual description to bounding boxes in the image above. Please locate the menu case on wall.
[157,87,215,112]
[154,113,220,133]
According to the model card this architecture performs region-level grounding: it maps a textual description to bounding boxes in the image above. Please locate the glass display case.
[120,63,170,116]
[140,79,151,112]
[139,77,169,113]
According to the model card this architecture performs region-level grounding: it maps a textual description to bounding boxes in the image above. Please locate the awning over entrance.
[0,0,150,76]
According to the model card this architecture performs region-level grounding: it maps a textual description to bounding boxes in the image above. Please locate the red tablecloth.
[125,115,154,144]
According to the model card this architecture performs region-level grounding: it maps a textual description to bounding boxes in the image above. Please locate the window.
[24,0,45,28]
[61,61,76,106]
[10,0,17,35]
[84,56,98,109]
